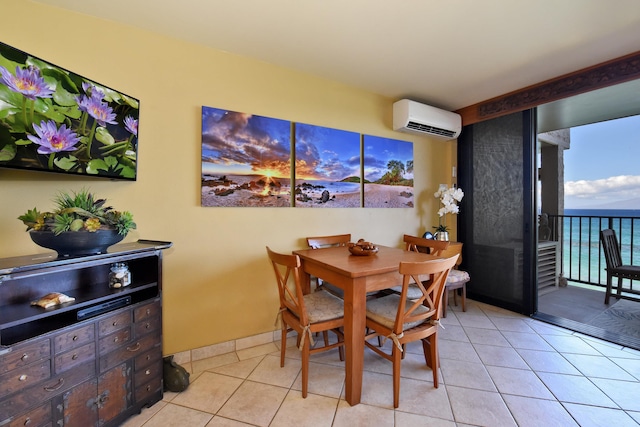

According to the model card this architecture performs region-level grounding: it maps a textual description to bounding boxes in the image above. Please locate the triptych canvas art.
[201,106,413,208]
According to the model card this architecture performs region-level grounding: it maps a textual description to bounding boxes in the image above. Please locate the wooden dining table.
[292,244,437,406]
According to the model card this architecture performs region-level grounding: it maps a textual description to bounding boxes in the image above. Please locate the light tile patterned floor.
[122,300,640,426]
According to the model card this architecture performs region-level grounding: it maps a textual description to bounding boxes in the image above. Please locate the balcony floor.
[537,283,640,350]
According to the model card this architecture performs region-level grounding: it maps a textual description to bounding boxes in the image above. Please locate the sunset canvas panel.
[294,123,361,208]
[363,135,414,208]
[201,106,291,207]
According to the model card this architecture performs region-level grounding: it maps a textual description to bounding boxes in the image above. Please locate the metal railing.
[546,214,640,292]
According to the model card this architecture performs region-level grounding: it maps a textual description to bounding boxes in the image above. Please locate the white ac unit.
[393,99,462,140]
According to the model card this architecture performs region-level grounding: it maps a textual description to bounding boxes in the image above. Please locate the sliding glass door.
[457,110,536,314]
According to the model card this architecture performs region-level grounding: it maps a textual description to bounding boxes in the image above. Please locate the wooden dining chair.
[306,233,352,250]
[305,234,351,297]
[403,233,450,255]
[364,255,459,408]
[266,247,345,398]
[600,229,640,304]
[386,235,450,299]
[439,242,470,317]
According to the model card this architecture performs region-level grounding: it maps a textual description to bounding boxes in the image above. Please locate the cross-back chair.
[266,247,345,398]
[306,234,351,250]
[439,242,470,317]
[305,234,351,297]
[600,229,640,304]
[403,233,450,255]
[364,255,459,408]
[386,235,450,299]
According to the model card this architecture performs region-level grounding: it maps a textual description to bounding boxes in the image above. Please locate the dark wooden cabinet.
[0,240,171,427]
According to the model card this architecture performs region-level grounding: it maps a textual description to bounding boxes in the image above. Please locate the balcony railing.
[547,214,640,293]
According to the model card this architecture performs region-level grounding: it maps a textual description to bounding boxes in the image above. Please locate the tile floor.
[122,300,640,427]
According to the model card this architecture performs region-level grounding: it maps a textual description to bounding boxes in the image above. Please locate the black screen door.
[457,110,536,314]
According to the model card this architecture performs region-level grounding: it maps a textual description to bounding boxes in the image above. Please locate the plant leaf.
[0,141,16,161]
[86,158,108,174]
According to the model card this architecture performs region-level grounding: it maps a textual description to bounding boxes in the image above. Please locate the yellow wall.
[1,0,456,354]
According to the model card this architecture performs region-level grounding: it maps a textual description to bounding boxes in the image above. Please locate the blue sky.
[363,135,414,182]
[563,114,640,209]
[295,123,360,181]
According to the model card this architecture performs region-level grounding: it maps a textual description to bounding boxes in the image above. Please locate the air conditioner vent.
[406,121,457,138]
[393,99,461,140]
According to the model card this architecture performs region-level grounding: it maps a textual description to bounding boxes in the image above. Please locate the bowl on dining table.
[348,240,379,256]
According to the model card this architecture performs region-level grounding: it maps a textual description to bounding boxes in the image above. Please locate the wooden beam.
[456,50,640,126]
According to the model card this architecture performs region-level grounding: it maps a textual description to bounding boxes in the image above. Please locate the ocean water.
[560,209,640,284]
[294,179,360,197]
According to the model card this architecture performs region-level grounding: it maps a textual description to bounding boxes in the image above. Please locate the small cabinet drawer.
[135,375,162,405]
[54,342,96,374]
[98,311,132,337]
[53,324,94,354]
[0,339,50,374]
[134,348,161,371]
[134,360,161,386]
[0,360,51,399]
[99,328,131,355]
[134,315,161,338]
[7,401,51,427]
[134,300,160,323]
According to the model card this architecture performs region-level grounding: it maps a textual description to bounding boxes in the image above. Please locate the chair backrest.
[403,234,450,256]
[394,255,459,333]
[266,247,308,324]
[306,234,351,249]
[439,242,463,267]
[600,229,623,269]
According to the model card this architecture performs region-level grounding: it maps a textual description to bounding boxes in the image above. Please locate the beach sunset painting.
[201,106,291,207]
[363,135,414,208]
[294,123,361,208]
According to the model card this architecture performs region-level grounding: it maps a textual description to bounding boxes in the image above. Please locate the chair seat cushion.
[387,284,422,299]
[303,289,344,322]
[366,294,429,330]
[446,269,470,284]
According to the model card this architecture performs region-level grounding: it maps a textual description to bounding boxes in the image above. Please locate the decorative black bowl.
[29,229,124,257]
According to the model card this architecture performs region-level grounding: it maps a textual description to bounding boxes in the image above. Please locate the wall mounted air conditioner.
[393,99,462,140]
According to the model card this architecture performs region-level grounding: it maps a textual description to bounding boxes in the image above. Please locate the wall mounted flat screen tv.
[0,42,139,180]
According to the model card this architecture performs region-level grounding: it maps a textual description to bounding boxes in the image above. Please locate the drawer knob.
[145,323,151,329]
[146,309,151,315]
[19,374,28,381]
[112,321,118,326]
[73,335,79,341]
[20,353,28,362]
[145,369,151,375]
[24,417,32,425]
[72,353,79,360]
[113,337,119,343]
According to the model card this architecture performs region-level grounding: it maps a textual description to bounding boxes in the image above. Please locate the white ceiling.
[33,0,640,121]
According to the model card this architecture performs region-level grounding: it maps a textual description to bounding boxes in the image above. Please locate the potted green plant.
[18,188,136,256]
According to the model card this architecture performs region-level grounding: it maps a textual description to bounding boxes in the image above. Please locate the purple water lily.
[27,120,80,154]
[77,83,117,127]
[124,116,138,136]
[77,95,117,127]
[82,82,105,102]
[0,65,54,100]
